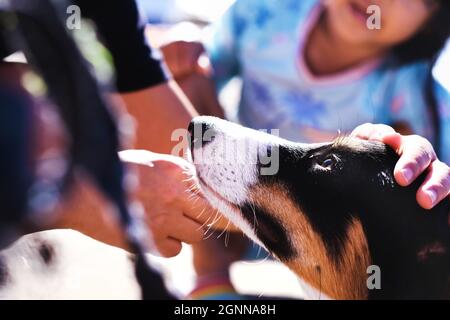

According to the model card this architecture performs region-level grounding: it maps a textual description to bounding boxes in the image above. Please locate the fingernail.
[401,168,413,183]
[425,190,437,206]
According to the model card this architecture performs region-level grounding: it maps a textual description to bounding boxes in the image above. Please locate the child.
[161,0,450,299]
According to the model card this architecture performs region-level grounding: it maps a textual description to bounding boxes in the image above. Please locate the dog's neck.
[285,197,449,300]
[360,199,449,300]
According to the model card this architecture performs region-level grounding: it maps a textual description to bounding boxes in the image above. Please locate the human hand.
[160,41,210,79]
[119,150,231,257]
[351,123,450,209]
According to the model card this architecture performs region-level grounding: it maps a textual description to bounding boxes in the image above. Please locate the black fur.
[239,203,295,260]
[0,255,8,287]
[259,138,449,299]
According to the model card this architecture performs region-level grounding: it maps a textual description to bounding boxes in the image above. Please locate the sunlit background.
[138,0,449,90]
[435,43,450,91]
[137,0,236,23]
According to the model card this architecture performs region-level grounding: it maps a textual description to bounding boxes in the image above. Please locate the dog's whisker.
[203,211,222,236]
[208,211,222,228]
[196,215,207,232]
[243,250,271,265]
[189,195,202,205]
[203,220,214,234]
[187,194,202,203]
[187,192,201,202]
[260,252,272,263]
[256,244,263,258]
[185,185,201,195]
[201,210,219,233]
[184,181,197,189]
[196,207,207,220]
[191,186,202,195]
[204,225,213,236]
[182,176,196,183]
[200,217,213,230]
[199,212,215,229]
[203,229,216,240]
[185,190,198,199]
[202,230,214,240]
[216,220,231,239]
[202,209,221,235]
[224,231,230,247]
[248,200,258,235]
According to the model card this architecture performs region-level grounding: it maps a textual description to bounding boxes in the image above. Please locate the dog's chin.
[197,178,267,250]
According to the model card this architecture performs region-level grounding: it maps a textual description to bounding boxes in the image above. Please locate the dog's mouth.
[196,173,269,250]
[197,173,292,257]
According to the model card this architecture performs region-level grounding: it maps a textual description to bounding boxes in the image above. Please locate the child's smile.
[324,0,439,49]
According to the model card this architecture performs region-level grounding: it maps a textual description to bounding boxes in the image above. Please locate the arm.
[160,0,245,91]
[117,80,197,153]
[75,0,199,153]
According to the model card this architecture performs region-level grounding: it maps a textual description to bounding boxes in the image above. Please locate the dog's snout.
[188,118,217,151]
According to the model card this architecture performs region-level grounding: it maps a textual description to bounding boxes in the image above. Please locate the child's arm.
[160,41,208,80]
[161,1,246,90]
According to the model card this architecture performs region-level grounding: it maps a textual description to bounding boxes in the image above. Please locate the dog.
[0,229,144,299]
[188,116,450,300]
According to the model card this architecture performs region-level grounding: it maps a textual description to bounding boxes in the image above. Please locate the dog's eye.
[317,156,335,169]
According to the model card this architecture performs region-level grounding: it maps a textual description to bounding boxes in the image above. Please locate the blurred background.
[137,0,450,91]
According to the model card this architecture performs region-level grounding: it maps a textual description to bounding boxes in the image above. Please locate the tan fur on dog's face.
[249,184,370,299]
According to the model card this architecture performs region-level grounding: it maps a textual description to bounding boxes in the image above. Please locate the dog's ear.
[134,253,177,300]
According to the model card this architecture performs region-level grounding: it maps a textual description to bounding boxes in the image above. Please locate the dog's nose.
[188,119,216,151]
